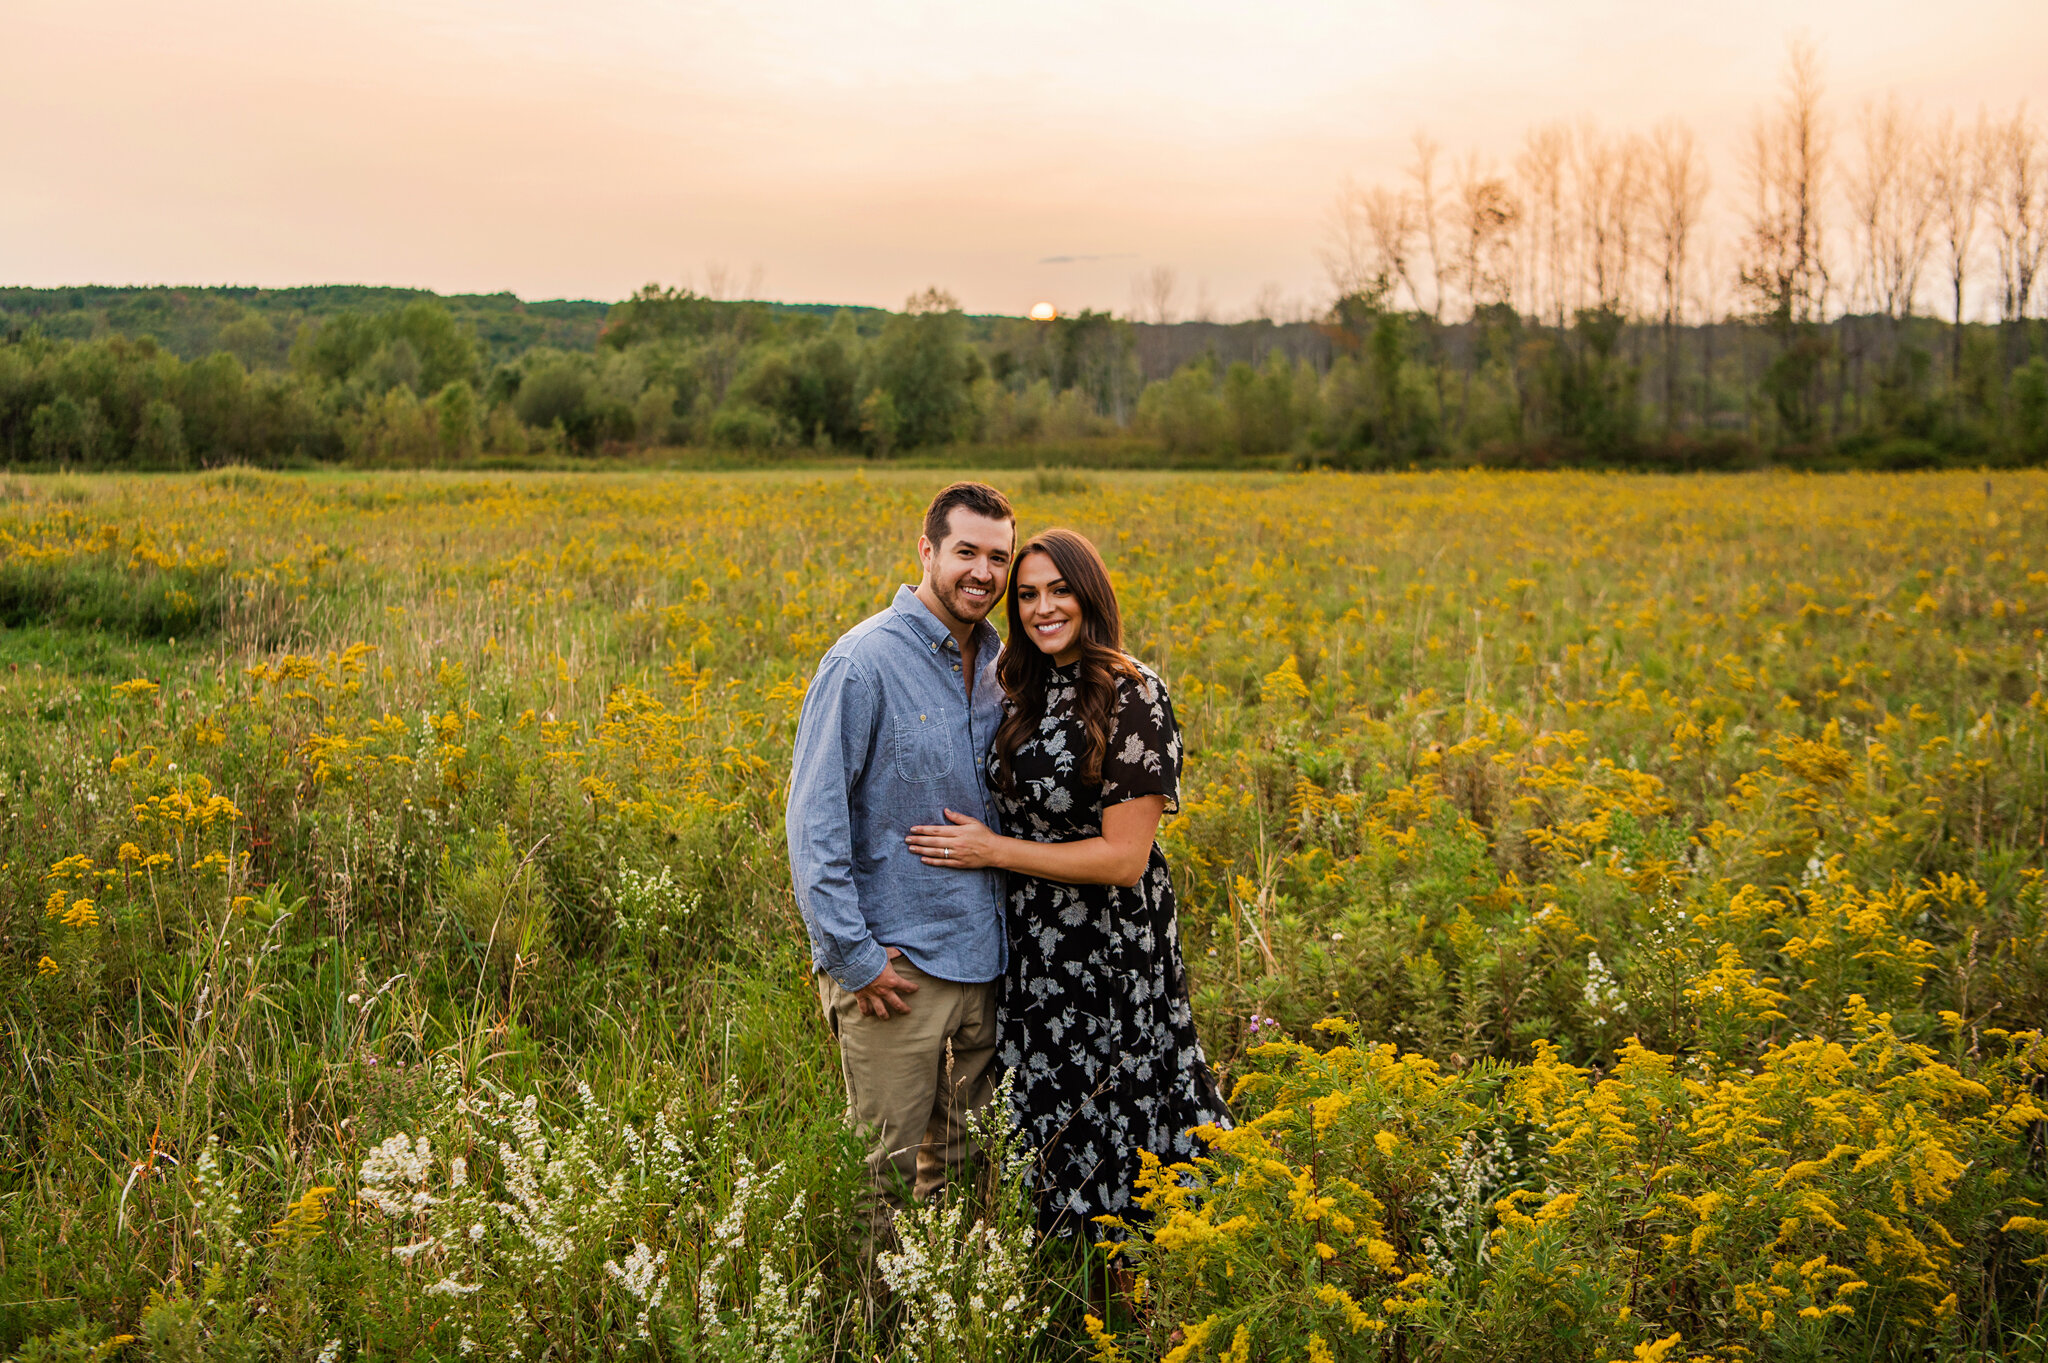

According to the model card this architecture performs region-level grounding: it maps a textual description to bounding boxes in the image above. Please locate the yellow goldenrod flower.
[1082,1314,1123,1363]
[269,1185,338,1247]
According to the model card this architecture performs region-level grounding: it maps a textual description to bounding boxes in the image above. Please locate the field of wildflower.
[2,465,2047,1362]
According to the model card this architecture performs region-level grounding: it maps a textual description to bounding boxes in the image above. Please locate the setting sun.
[1028,302,1057,321]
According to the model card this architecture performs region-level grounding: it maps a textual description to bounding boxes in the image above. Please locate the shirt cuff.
[830,938,889,993]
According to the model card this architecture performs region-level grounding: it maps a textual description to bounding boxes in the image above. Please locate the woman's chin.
[1027,632,1070,656]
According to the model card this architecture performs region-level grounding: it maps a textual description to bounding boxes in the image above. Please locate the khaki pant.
[816,956,998,1236]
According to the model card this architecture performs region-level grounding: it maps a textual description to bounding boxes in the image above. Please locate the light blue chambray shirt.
[786,585,1007,992]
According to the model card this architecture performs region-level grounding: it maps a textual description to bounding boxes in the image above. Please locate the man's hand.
[853,947,920,1018]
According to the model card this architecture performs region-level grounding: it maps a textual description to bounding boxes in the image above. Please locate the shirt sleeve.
[786,653,890,991]
[1100,668,1181,813]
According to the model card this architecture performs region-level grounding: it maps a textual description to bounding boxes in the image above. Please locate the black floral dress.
[992,658,1231,1238]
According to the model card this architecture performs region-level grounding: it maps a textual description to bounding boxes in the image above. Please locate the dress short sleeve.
[1100,665,1181,813]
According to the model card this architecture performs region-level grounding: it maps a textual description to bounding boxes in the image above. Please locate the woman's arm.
[906,795,1166,888]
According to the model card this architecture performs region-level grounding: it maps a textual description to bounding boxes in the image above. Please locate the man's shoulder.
[824,603,918,670]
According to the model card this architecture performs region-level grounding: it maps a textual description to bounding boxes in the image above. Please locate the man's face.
[919,509,1014,627]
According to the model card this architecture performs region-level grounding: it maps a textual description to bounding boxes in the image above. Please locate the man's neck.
[915,580,983,695]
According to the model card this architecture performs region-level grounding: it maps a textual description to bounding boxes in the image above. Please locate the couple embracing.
[786,481,1229,1249]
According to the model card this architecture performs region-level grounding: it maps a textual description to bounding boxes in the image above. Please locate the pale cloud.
[2,0,2042,316]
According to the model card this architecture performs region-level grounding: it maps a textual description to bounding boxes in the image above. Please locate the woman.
[906,527,1229,1238]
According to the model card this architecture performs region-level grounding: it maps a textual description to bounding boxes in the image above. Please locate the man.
[786,481,1015,1234]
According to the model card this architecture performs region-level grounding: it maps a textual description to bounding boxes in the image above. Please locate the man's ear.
[916,534,934,575]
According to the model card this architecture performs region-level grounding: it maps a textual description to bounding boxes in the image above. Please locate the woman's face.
[1013,550,1084,665]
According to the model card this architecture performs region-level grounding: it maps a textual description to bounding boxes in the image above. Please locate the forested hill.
[0,286,927,368]
[0,285,1326,380]
[0,286,614,368]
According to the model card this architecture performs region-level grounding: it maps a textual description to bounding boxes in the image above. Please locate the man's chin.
[946,590,997,622]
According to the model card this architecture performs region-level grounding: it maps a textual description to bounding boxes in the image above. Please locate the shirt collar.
[893,583,1000,660]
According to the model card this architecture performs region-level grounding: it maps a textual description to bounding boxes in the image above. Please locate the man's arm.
[785,654,893,993]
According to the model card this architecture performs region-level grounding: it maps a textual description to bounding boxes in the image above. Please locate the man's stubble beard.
[935,567,1002,629]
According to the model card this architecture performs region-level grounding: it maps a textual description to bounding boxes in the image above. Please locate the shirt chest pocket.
[893,711,952,783]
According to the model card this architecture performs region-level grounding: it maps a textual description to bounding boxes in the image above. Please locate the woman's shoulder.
[1112,655,1172,706]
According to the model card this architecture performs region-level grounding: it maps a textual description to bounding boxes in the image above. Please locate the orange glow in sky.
[4,0,2044,316]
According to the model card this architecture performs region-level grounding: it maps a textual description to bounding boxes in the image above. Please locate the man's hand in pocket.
[854,947,920,1018]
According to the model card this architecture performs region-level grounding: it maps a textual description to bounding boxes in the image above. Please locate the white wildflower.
[359,1133,437,1218]
[605,1241,669,1341]
[1583,951,1626,1021]
[1419,1129,1519,1283]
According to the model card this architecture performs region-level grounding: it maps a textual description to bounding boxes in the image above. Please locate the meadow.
[2,466,2047,1362]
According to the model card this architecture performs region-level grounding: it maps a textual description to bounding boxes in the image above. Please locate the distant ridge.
[0,284,1334,381]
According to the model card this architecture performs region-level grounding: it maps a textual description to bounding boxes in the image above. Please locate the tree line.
[1307,40,2048,465]
[2,41,2044,470]
[0,285,1163,466]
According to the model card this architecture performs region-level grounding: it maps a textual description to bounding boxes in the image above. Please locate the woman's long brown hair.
[991,528,1138,791]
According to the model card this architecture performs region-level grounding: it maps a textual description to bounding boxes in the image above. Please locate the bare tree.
[1986,106,2048,329]
[1453,154,1522,315]
[1650,121,1709,326]
[1574,126,1614,314]
[1135,265,1179,324]
[1738,38,1832,326]
[1576,125,1646,316]
[1612,136,1649,318]
[1650,120,1710,428]
[1847,96,1934,318]
[1516,123,1571,327]
[1408,133,1448,321]
[1357,186,1431,314]
[1323,179,1423,311]
[1928,111,1988,377]
[1322,180,1376,303]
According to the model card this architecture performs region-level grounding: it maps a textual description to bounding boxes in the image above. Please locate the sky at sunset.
[6,0,2045,318]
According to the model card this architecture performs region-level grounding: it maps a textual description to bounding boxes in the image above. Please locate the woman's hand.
[907,809,1004,870]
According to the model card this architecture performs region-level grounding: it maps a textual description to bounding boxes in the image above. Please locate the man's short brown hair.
[922,481,1015,549]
